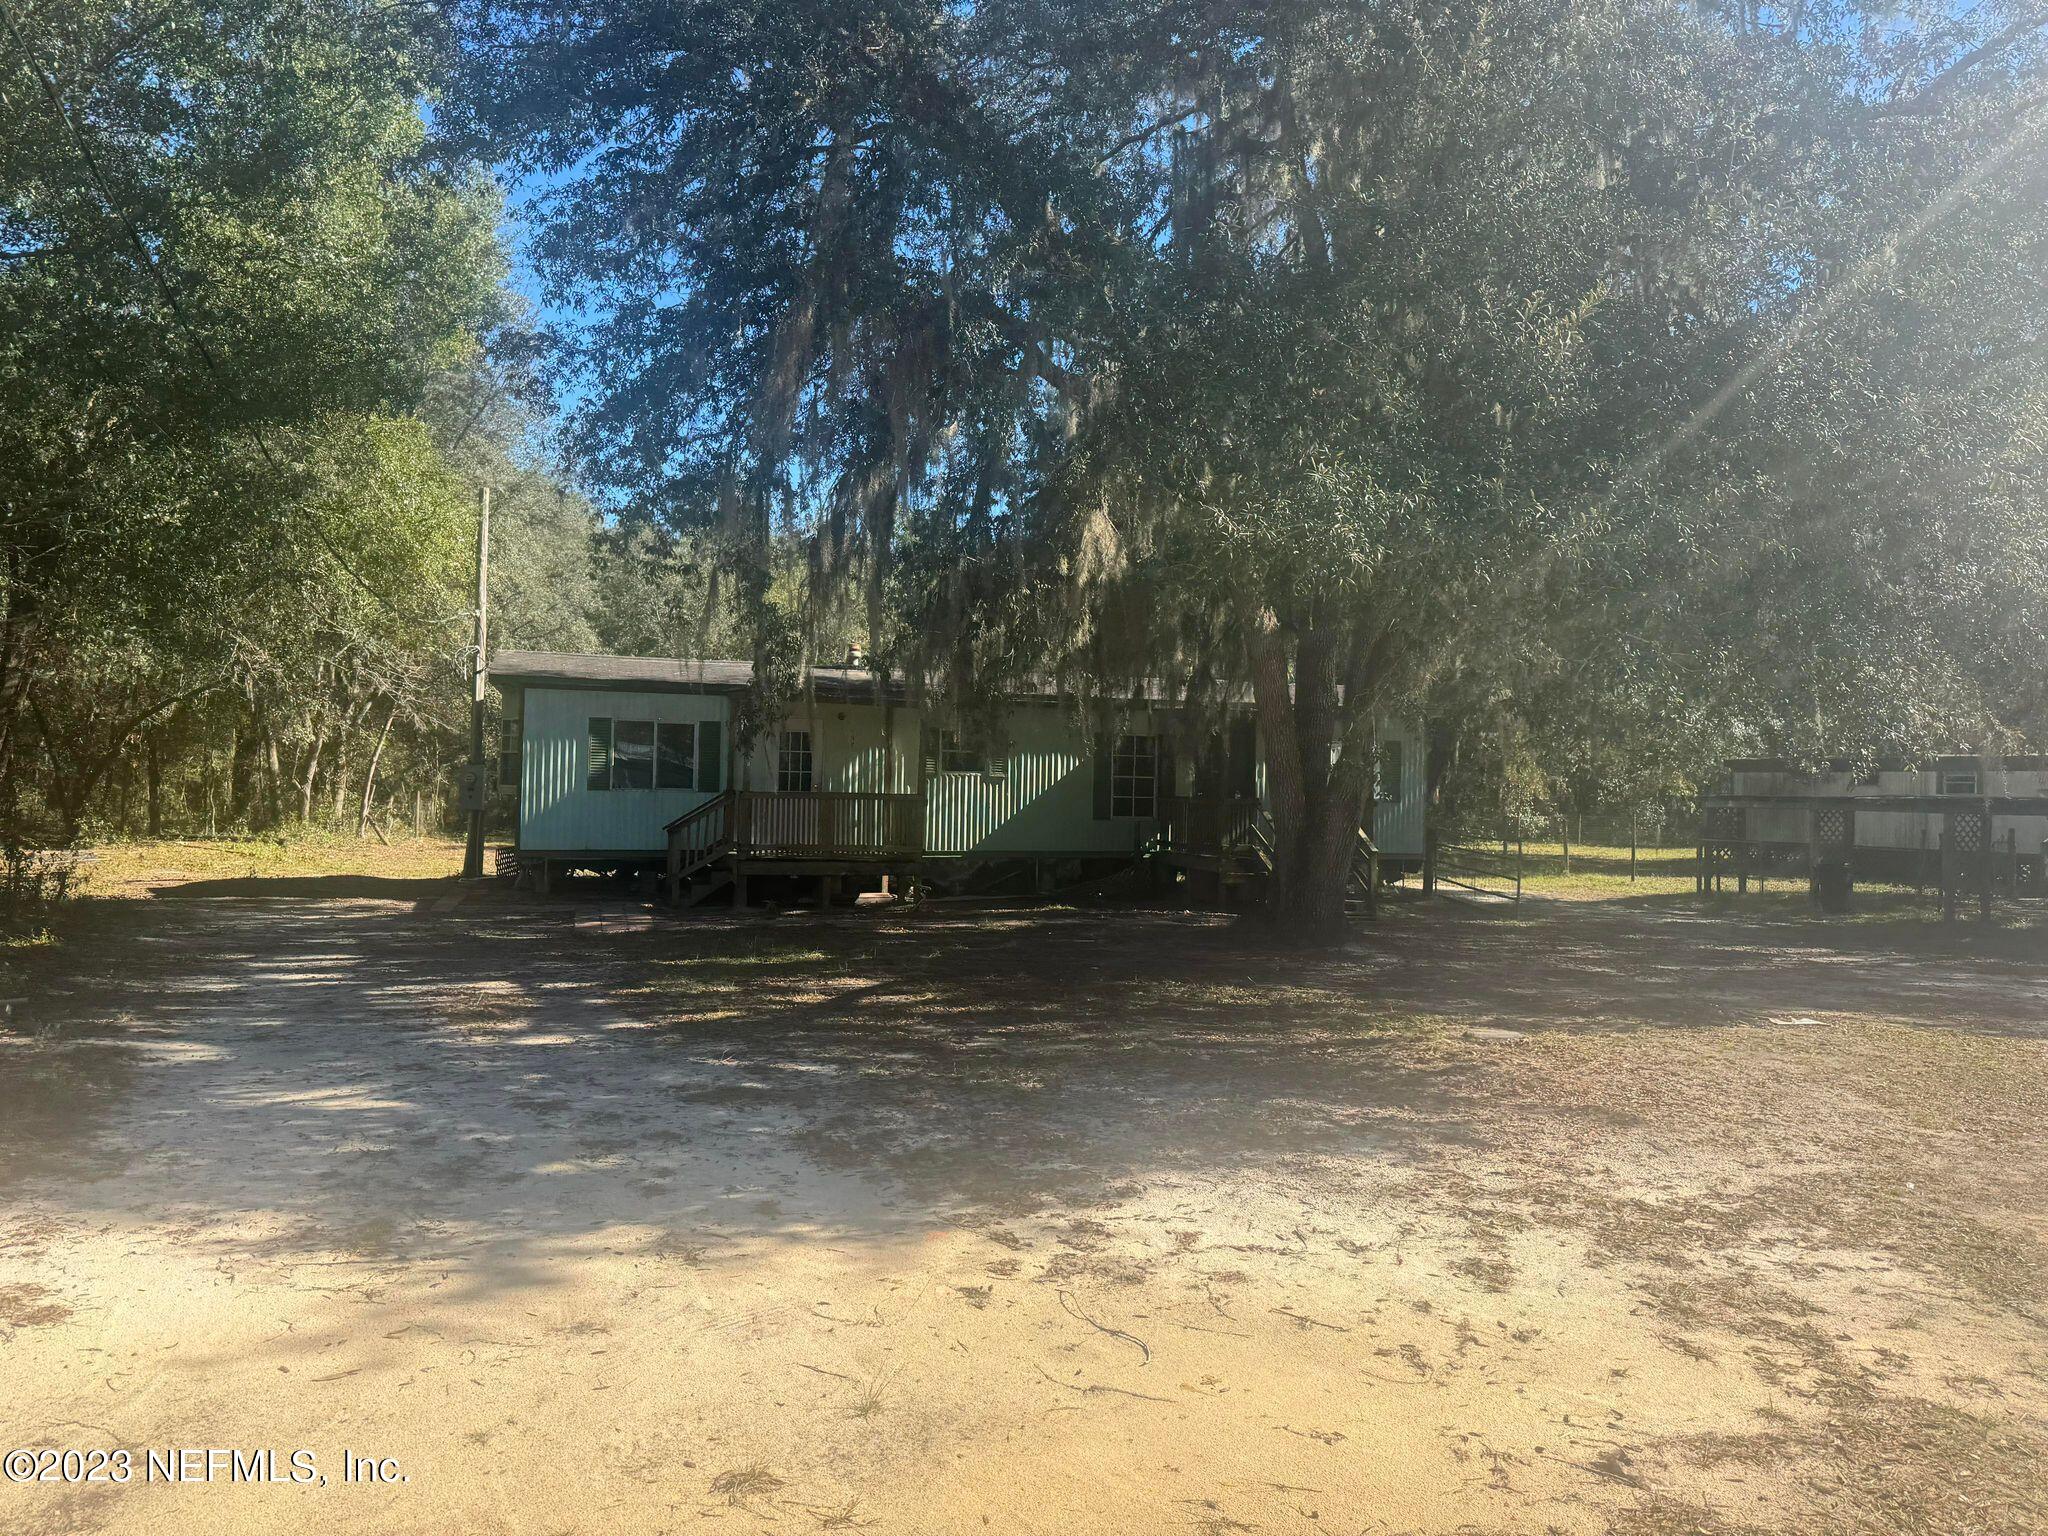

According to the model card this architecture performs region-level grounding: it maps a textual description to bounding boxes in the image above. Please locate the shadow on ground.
[152,873,460,901]
[4,887,2044,1307]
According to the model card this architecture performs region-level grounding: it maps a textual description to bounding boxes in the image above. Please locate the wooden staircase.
[1347,829,1382,917]
[1241,818,1383,915]
[1160,805,1385,918]
[665,792,736,907]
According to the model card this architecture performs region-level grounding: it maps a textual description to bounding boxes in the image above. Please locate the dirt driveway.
[4,880,2046,1535]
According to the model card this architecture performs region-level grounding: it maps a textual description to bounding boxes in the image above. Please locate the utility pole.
[461,484,491,879]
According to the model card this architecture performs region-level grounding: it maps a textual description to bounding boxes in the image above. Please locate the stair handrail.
[664,788,733,836]
[1351,826,1381,915]
[666,790,736,882]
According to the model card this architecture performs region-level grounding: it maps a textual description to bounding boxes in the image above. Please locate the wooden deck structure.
[1698,791,2048,915]
[666,789,925,906]
[1155,795,1387,913]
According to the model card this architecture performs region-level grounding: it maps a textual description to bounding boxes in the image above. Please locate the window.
[656,722,695,790]
[611,720,655,788]
[938,731,980,774]
[937,730,1005,779]
[1111,734,1159,819]
[497,717,521,791]
[778,730,814,793]
[590,717,697,790]
[1942,768,1980,796]
[1375,738,1404,802]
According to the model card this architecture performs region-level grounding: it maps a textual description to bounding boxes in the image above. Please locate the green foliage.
[0,0,506,839]
[453,0,2048,927]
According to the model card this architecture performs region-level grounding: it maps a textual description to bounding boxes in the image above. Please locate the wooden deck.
[1156,795,1386,914]
[1158,795,1262,863]
[666,789,924,905]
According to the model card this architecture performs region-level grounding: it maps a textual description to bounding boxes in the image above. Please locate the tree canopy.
[450,0,2048,930]
[8,0,2044,929]
[1,0,517,839]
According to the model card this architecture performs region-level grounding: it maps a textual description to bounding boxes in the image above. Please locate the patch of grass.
[1490,841,1699,901]
[709,1462,786,1507]
[79,833,464,895]
[1469,842,2048,941]
[0,834,463,998]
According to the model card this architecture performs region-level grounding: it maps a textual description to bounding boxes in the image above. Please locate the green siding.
[1367,718,1427,858]
[516,683,1426,860]
[925,705,1159,856]
[521,687,731,852]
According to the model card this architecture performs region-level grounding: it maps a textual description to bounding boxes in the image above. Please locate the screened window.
[1941,768,1980,796]
[612,720,655,788]
[1376,739,1404,802]
[938,731,980,774]
[497,717,521,791]
[778,730,814,793]
[1111,735,1159,819]
[656,722,695,790]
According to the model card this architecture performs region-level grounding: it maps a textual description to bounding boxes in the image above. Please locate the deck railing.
[1160,795,1262,855]
[736,790,925,860]
[667,791,925,892]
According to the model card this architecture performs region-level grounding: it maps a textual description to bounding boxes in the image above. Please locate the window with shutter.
[587,718,613,791]
[698,721,723,792]
[1111,735,1159,818]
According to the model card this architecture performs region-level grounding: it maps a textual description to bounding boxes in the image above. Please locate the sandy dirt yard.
[4,863,2047,1535]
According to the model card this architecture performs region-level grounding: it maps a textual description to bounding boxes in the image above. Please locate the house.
[485,649,1427,904]
[1697,755,2048,893]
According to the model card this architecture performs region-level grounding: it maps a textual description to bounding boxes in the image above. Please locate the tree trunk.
[299,724,326,824]
[330,751,348,824]
[262,725,285,829]
[40,683,217,844]
[0,559,37,829]
[145,732,164,838]
[114,748,136,834]
[1242,610,1376,943]
[357,705,395,838]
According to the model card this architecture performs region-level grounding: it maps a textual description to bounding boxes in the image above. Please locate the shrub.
[0,843,77,938]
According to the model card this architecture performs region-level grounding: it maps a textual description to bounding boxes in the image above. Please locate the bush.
[1,843,78,937]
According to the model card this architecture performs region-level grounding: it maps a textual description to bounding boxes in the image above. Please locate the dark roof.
[488,650,910,702]
[1726,754,2048,773]
[488,649,1259,709]
[489,651,754,691]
